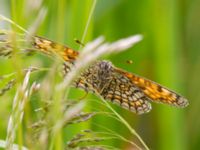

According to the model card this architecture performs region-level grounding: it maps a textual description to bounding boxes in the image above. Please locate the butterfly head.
[87,61,113,90]
[96,60,113,79]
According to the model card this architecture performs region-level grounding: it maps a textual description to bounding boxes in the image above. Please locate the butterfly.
[1,35,189,114]
[63,61,188,114]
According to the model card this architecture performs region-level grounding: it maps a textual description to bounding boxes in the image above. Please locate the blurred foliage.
[0,0,200,150]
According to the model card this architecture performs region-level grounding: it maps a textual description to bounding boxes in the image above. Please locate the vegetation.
[0,0,199,149]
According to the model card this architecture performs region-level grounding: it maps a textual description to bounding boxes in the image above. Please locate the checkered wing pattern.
[99,72,152,114]
[69,61,152,114]
[115,68,189,108]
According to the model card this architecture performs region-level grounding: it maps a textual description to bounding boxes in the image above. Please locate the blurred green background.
[0,0,200,149]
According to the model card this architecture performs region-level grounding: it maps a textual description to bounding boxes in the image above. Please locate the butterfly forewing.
[0,35,79,61]
[114,68,189,108]
[33,36,79,63]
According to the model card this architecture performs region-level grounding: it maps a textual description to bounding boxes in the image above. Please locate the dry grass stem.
[5,69,31,149]
[57,34,143,91]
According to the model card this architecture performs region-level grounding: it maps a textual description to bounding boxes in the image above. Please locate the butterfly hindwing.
[100,72,152,114]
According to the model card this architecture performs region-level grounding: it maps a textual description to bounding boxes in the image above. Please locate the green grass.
[0,0,199,150]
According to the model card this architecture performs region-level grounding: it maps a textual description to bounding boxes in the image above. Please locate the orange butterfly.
[66,60,188,114]
[1,36,189,114]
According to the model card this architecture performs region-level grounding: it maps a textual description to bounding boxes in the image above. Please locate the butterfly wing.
[114,68,189,108]
[33,36,79,63]
[99,72,152,114]
[73,63,152,114]
[0,34,79,62]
